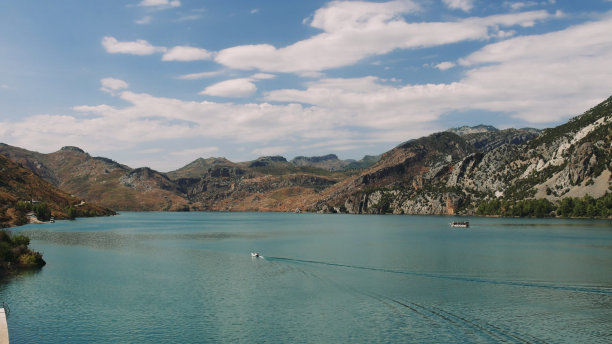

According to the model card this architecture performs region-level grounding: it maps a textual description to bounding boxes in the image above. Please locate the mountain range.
[1,95,610,220]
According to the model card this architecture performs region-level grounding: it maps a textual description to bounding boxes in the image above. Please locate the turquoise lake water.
[2,212,611,343]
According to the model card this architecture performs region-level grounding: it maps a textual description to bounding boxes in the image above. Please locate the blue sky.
[1,0,611,171]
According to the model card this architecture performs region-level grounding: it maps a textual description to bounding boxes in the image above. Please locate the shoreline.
[3,209,609,230]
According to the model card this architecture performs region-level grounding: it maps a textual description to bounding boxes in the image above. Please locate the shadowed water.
[2,212,611,343]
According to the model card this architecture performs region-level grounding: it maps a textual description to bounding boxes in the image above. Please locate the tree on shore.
[476,193,612,218]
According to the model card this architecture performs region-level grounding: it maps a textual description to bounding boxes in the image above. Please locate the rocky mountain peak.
[448,125,498,136]
[292,154,339,163]
[60,146,86,154]
[291,154,351,171]
[256,156,287,162]
[249,156,288,168]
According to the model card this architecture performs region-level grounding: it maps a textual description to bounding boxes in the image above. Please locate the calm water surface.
[2,212,612,343]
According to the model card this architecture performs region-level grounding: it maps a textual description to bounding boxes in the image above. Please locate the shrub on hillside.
[0,230,46,275]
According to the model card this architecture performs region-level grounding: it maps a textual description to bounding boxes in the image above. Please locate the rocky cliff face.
[451,97,612,204]
[461,128,541,152]
[308,131,474,214]
[310,96,611,215]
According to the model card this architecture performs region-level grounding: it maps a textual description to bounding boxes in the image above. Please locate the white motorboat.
[251,252,262,258]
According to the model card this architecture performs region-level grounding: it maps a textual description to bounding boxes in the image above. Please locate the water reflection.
[17,228,270,251]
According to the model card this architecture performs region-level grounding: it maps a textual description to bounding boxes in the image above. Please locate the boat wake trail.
[388,299,550,344]
[353,287,550,344]
[268,256,559,343]
[266,256,612,295]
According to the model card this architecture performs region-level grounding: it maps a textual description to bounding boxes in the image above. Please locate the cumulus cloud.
[102,39,212,62]
[102,36,166,55]
[138,0,180,8]
[251,73,276,80]
[100,78,128,94]
[435,61,456,70]
[266,15,612,124]
[178,70,226,80]
[265,76,447,130]
[504,1,550,11]
[443,0,474,12]
[199,78,258,98]
[54,91,332,149]
[456,14,612,121]
[162,46,212,61]
[214,0,554,74]
[459,14,603,67]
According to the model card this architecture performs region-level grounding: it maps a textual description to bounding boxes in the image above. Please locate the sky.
[1,0,611,172]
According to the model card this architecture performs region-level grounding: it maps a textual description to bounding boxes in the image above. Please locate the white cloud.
[265,76,447,130]
[443,0,474,12]
[491,29,516,39]
[504,1,547,11]
[102,36,166,55]
[215,0,554,74]
[162,46,212,61]
[472,10,560,28]
[26,91,331,153]
[102,39,213,62]
[216,0,420,73]
[265,14,612,124]
[67,91,330,148]
[459,14,606,67]
[178,70,226,80]
[100,78,128,94]
[435,61,456,70]
[455,14,612,121]
[251,73,276,80]
[138,0,180,8]
[199,78,258,98]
